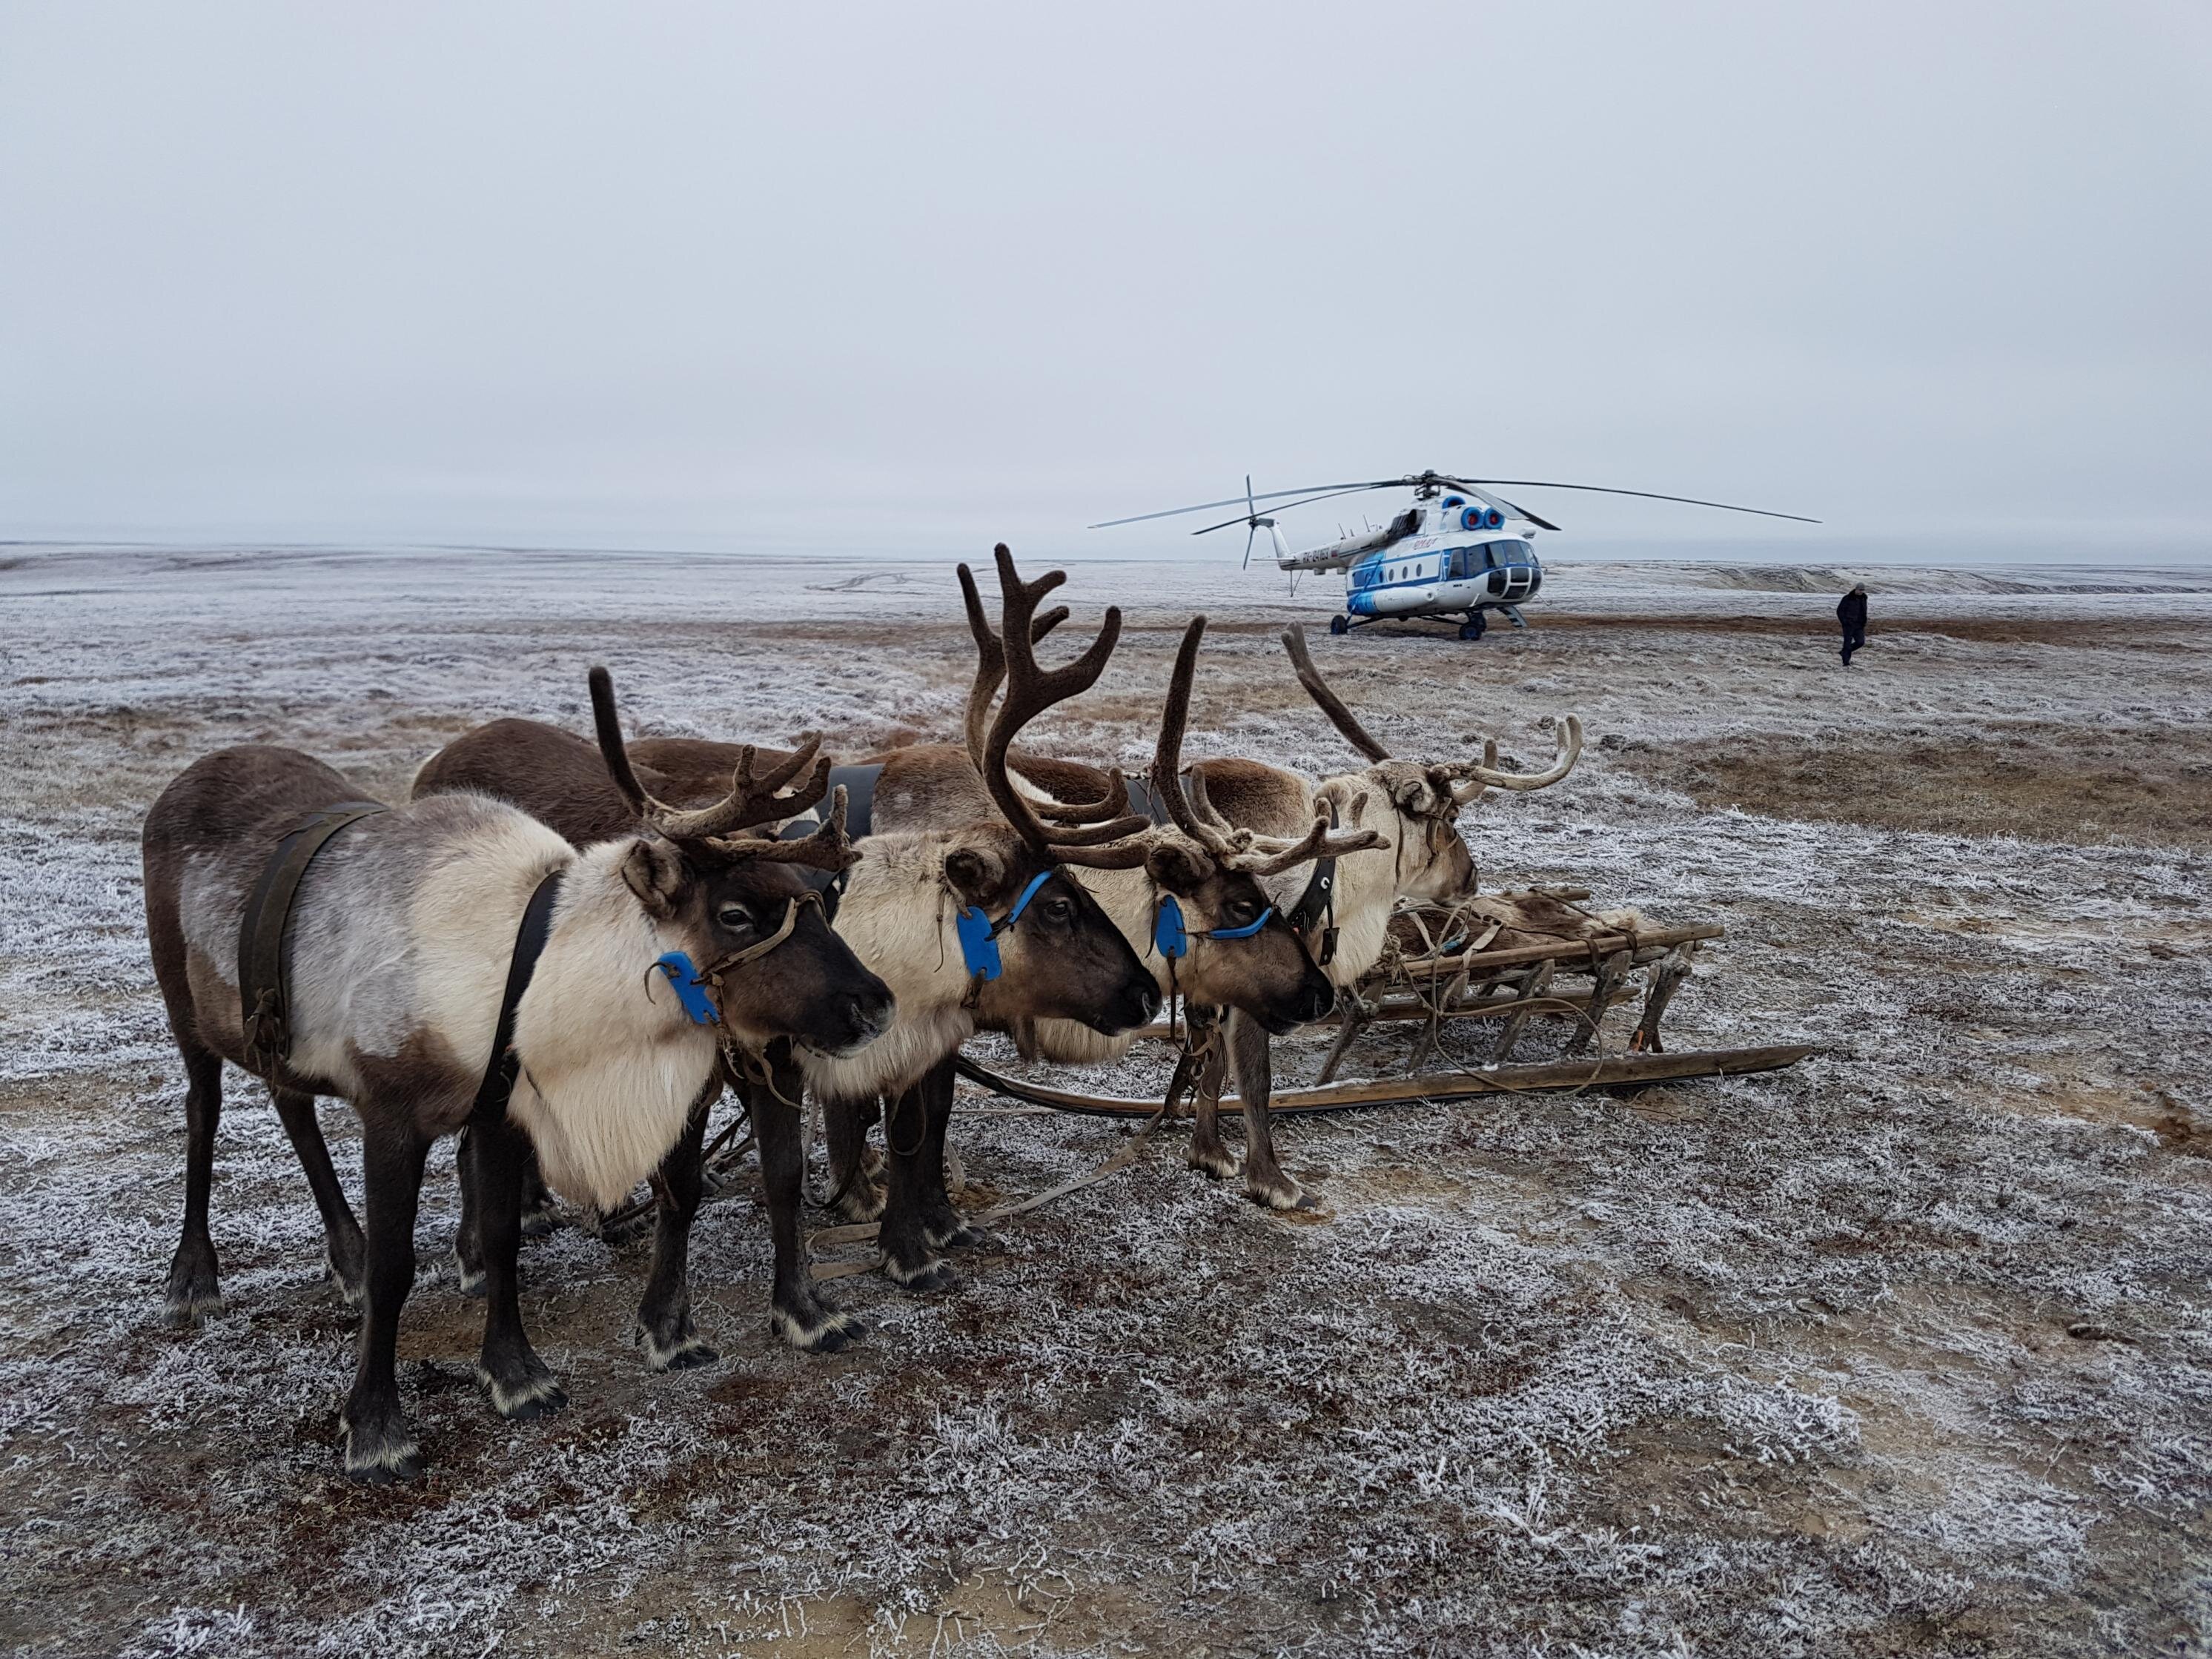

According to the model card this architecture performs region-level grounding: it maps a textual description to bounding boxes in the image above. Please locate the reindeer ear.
[620,836,690,919]
[1145,839,1213,895]
[943,842,1010,910]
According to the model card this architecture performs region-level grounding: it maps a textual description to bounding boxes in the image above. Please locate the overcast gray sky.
[3,1,2207,563]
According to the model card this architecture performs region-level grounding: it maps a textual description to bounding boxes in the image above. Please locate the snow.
[1,543,2209,1656]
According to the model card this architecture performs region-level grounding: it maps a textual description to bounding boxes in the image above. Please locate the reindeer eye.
[1042,895,1076,924]
[716,903,754,932]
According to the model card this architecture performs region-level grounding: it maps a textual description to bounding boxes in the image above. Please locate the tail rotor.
[1239,474,1276,570]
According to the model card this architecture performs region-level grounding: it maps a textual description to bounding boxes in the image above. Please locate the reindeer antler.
[1281,624,1393,763]
[958,556,1132,827]
[973,546,1150,855]
[1284,623,1580,807]
[589,666,831,838]
[709,785,858,874]
[1433,716,1584,803]
[1155,620,1385,874]
[959,560,1068,772]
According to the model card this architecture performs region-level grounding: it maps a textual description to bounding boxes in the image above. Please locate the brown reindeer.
[904,613,1581,1208]
[815,552,1388,1218]
[576,548,1376,1225]
[142,684,893,1480]
[415,561,1163,1317]
[1166,626,1584,1202]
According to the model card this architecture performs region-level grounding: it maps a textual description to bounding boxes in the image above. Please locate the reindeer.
[414,561,1165,1319]
[554,548,1373,1230]
[813,552,1388,1220]
[875,613,1580,1208]
[1165,625,1584,1205]
[141,689,893,1481]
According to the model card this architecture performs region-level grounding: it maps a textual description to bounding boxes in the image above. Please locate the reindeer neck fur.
[1307,771,1469,987]
[797,831,977,1105]
[503,838,722,1211]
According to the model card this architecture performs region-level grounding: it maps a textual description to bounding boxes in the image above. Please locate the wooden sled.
[956,885,1816,1118]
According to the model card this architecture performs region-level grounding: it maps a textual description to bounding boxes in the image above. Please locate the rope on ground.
[804,1105,1168,1279]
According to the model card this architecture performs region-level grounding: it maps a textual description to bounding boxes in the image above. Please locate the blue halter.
[1153,895,1275,960]
[652,952,722,1025]
[956,869,1056,981]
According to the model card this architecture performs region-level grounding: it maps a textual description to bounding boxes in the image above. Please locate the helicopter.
[1092,469,1819,640]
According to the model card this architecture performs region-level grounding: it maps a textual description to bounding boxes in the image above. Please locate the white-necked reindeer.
[142,687,892,1481]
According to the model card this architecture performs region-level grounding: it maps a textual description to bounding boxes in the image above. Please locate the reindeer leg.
[758,1062,866,1351]
[1185,1014,1238,1182]
[340,1119,431,1483]
[1228,1010,1311,1212]
[821,1096,887,1223]
[916,1057,988,1250]
[271,1087,364,1307]
[451,1126,487,1299]
[469,1109,567,1420]
[163,1042,225,1325]
[878,1074,956,1294]
[518,1146,559,1238]
[635,1078,720,1371]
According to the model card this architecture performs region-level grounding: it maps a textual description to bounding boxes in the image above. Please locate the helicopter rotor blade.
[1188,483,1399,536]
[1451,478,1821,525]
[1242,523,1256,569]
[1460,486,1563,534]
[1090,480,1398,529]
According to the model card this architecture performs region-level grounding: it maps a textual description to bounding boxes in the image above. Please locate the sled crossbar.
[954,1043,1818,1119]
[1390,922,1725,983]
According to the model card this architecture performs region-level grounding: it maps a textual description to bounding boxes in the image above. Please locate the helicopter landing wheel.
[1458,612,1488,641]
[1328,615,1349,636]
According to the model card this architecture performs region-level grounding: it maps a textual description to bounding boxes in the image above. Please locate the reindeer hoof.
[163,1288,222,1328]
[832,1179,888,1225]
[341,1420,424,1484]
[519,1206,559,1239]
[162,1294,220,1327]
[773,1305,867,1354]
[638,1321,720,1374]
[1248,1178,1314,1213]
[164,1242,221,1326]
[884,1255,958,1294]
[658,1339,721,1373]
[479,1367,569,1421]
[343,1446,424,1485]
[1187,1144,1239,1182]
[925,1218,993,1251]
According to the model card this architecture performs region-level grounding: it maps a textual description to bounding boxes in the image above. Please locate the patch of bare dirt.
[1615,721,2212,848]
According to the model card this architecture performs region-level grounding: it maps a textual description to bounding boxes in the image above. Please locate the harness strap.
[237,801,386,1081]
[1288,796,1341,967]
[470,867,566,1122]
[717,890,821,971]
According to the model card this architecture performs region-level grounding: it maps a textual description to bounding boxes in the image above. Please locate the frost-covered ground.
[2,544,2210,1658]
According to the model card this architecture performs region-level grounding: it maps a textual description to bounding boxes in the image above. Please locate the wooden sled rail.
[955,1042,1818,1119]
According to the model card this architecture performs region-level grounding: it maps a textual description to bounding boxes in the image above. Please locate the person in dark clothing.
[1837,583,1869,665]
